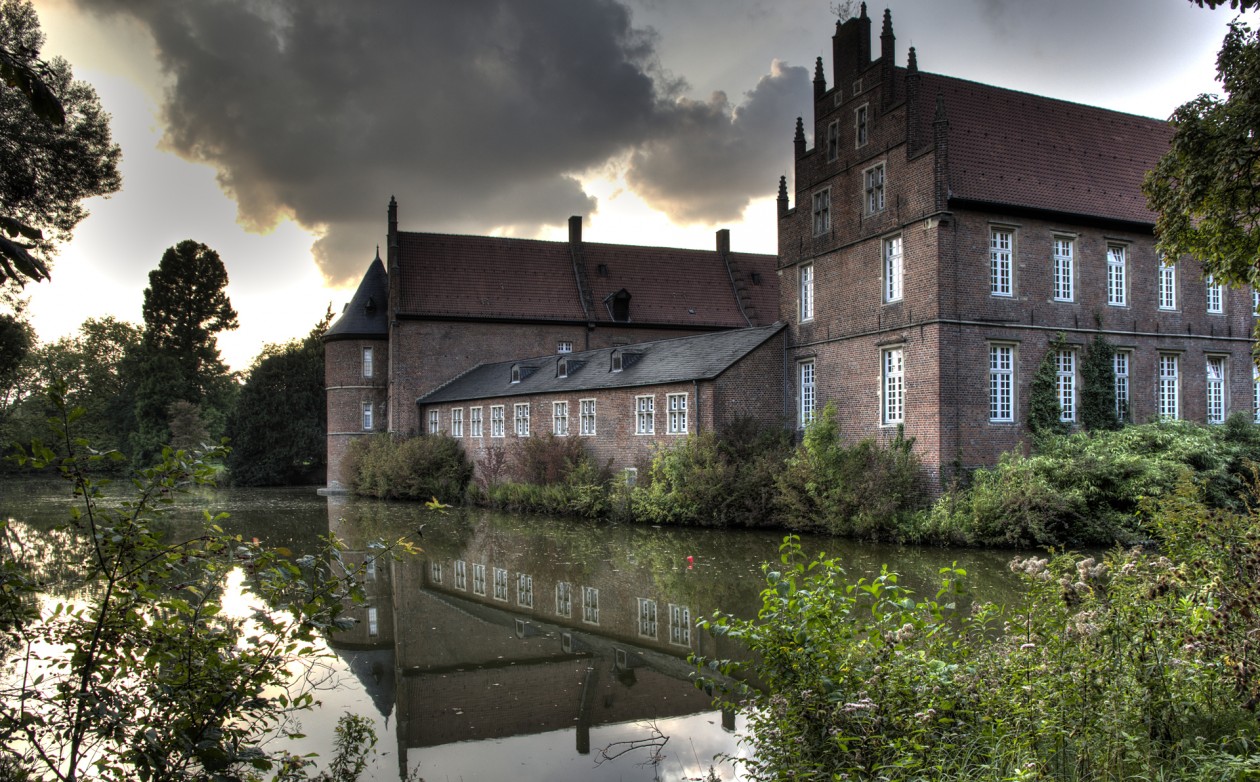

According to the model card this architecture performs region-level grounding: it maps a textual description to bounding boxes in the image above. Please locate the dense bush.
[474,435,611,519]
[775,403,927,539]
[507,431,593,485]
[346,433,472,503]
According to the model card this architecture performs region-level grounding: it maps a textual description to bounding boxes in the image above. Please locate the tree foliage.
[0,0,120,288]
[226,312,330,486]
[1145,21,1260,290]
[1080,332,1120,431]
[1027,333,1068,439]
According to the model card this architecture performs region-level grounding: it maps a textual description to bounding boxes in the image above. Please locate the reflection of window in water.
[637,598,657,638]
[454,560,467,590]
[367,606,379,637]
[582,586,600,625]
[669,604,691,646]
[472,564,487,596]
[517,573,534,608]
[430,561,442,584]
[556,582,572,617]
[493,567,509,601]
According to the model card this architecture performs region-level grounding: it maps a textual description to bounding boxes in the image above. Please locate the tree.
[1028,333,1068,439]
[1080,333,1120,431]
[226,310,330,486]
[0,0,121,288]
[1145,21,1260,292]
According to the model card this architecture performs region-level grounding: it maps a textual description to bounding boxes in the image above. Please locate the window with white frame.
[1253,289,1259,316]
[555,581,572,617]
[799,263,814,321]
[581,586,599,624]
[855,104,869,147]
[472,564,487,596]
[492,567,508,601]
[428,409,439,434]
[490,405,505,438]
[825,119,840,161]
[812,189,831,235]
[882,347,904,425]
[1106,245,1127,306]
[990,228,1013,297]
[517,573,534,608]
[557,359,568,378]
[667,393,688,434]
[362,346,374,378]
[989,344,1015,423]
[367,606,378,637]
[1057,349,1076,423]
[451,408,463,437]
[1114,351,1130,422]
[1159,354,1180,420]
[1253,365,1260,424]
[669,603,692,646]
[557,340,573,354]
[430,561,442,584]
[514,402,530,437]
[884,235,903,303]
[454,560,467,590]
[579,398,596,435]
[799,360,816,427]
[510,365,521,383]
[470,406,483,437]
[1206,275,1224,314]
[865,163,885,214]
[1207,356,1228,424]
[635,395,655,434]
[637,598,658,638]
[1052,237,1074,302]
[362,401,374,431]
[624,467,638,486]
[1159,260,1177,310]
[553,401,569,436]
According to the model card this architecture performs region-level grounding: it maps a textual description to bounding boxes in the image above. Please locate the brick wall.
[325,337,389,490]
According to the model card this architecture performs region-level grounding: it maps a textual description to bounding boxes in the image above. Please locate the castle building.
[779,4,1256,482]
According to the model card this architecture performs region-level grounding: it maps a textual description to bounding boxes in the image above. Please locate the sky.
[21,0,1254,371]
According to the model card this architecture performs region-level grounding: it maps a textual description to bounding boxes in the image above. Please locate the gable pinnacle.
[908,46,917,71]
[778,175,788,200]
[814,56,825,81]
[794,116,805,142]
[882,7,892,36]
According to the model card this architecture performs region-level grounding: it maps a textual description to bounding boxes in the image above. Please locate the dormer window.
[611,352,623,372]
[557,358,568,378]
[511,364,522,383]
[604,288,632,322]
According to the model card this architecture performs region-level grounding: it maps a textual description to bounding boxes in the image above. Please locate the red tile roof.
[919,73,1172,225]
[394,232,777,327]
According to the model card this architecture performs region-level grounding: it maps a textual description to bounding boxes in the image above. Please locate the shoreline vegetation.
[343,401,1260,550]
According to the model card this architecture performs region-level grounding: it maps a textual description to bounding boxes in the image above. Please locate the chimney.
[880,8,896,109]
[568,215,582,245]
[716,229,730,255]
[832,3,871,91]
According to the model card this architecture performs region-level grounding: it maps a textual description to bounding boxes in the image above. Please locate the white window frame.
[430,561,443,584]
[1207,355,1228,424]
[514,402,530,437]
[864,163,885,214]
[635,395,655,435]
[428,409,440,435]
[367,606,378,637]
[450,408,463,438]
[581,586,600,625]
[1056,349,1076,423]
[492,567,509,602]
[637,598,658,639]
[472,563,487,596]
[883,234,903,303]
[1253,364,1260,424]
[855,104,869,148]
[667,393,688,435]
[555,581,573,617]
[553,401,569,436]
[557,340,573,354]
[812,188,831,236]
[362,401,374,431]
[1159,353,1180,420]
[517,573,534,608]
[490,405,505,438]
[882,347,904,425]
[1159,260,1177,311]
[989,344,1015,423]
[1114,351,1130,422]
[1052,236,1074,302]
[362,346,374,378]
[1206,275,1224,314]
[668,603,692,647]
[454,560,467,590]
[624,467,638,487]
[990,228,1013,297]
[1106,244,1127,306]
[579,398,596,436]
[799,360,816,427]
[1253,289,1259,316]
[799,263,814,322]
[470,406,483,438]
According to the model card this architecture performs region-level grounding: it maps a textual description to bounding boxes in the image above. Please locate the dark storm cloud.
[71,0,804,283]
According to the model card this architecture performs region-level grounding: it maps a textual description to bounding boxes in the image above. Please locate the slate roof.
[324,255,389,340]
[394,232,776,328]
[917,72,1173,226]
[417,322,785,405]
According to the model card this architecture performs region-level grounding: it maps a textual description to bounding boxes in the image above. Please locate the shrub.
[508,432,591,485]
[347,433,472,503]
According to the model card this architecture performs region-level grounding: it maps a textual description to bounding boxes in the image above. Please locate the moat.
[4,481,1024,781]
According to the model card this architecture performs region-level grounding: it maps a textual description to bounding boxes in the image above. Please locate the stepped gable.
[919,72,1173,226]
[418,322,785,404]
[393,231,774,328]
[324,254,388,340]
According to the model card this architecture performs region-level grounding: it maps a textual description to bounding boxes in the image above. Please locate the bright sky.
[23,0,1252,371]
